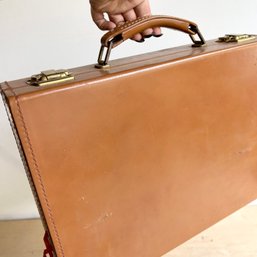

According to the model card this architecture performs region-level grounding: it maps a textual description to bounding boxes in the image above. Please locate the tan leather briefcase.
[1,15,257,257]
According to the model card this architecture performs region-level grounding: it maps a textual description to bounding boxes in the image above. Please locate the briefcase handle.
[95,15,205,69]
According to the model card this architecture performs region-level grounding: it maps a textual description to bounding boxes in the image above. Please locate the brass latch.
[27,69,74,87]
[217,34,256,43]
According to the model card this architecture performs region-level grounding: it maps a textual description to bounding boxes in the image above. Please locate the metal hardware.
[95,26,206,69]
[27,69,74,87]
[217,34,256,43]
[95,41,113,69]
[189,25,206,47]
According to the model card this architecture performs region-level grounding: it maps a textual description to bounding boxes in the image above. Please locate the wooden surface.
[0,205,257,257]
[164,205,257,257]
[0,218,44,257]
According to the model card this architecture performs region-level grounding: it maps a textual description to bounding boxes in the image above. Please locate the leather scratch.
[83,212,113,230]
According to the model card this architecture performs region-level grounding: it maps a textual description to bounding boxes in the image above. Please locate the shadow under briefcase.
[1,15,257,257]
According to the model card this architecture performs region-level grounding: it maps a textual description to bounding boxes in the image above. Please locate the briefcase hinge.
[217,34,256,43]
[27,69,74,87]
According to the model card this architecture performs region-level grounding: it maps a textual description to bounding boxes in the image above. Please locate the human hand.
[89,0,162,42]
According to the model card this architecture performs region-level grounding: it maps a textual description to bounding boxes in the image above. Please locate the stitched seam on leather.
[1,87,50,234]
[5,82,65,257]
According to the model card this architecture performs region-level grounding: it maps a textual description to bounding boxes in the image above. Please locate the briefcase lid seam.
[4,81,63,257]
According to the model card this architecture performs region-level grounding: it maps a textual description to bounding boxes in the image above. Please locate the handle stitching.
[116,15,151,31]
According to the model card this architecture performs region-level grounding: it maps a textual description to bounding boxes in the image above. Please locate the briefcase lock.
[27,69,74,87]
[217,34,256,43]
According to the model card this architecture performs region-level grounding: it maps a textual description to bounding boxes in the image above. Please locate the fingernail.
[135,38,145,43]
[144,34,153,39]
[153,34,163,38]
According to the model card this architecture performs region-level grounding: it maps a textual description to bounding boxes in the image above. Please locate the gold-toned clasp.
[27,69,74,87]
[217,34,256,43]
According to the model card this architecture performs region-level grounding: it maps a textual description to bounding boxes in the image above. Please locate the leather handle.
[102,15,197,47]
[96,15,205,69]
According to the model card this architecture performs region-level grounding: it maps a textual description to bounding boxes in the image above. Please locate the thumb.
[91,8,116,30]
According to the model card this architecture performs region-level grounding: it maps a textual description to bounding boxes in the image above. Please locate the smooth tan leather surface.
[1,39,257,257]
[101,15,197,48]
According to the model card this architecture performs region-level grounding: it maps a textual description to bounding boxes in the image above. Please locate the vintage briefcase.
[1,15,257,257]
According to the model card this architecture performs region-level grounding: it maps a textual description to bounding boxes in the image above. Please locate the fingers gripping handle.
[95,15,205,69]
[101,15,200,47]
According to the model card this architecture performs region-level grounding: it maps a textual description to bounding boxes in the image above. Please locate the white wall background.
[0,0,257,220]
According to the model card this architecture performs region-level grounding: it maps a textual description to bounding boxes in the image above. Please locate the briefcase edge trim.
[0,86,59,257]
